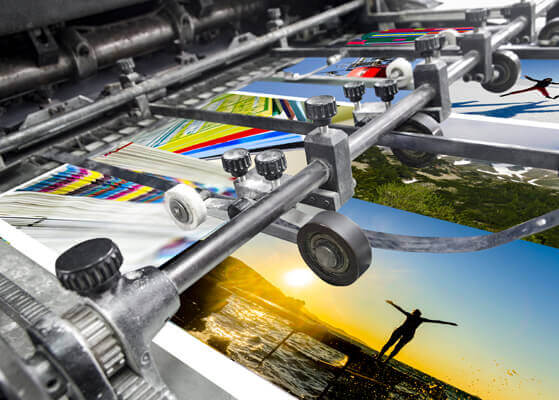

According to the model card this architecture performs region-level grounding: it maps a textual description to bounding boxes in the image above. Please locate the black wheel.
[297,211,372,286]
[539,17,559,46]
[481,51,520,93]
[391,112,442,168]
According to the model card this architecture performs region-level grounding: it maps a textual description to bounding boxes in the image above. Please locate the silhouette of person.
[500,76,559,99]
[376,300,457,363]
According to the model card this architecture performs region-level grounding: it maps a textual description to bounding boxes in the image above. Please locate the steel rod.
[447,50,480,84]
[149,103,353,134]
[535,0,559,16]
[491,16,528,50]
[0,0,365,155]
[161,160,329,293]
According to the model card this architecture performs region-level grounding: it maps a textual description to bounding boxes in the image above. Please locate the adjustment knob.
[222,148,252,177]
[374,79,398,102]
[343,82,366,103]
[465,8,489,27]
[56,238,123,294]
[116,58,135,74]
[267,8,281,19]
[304,95,337,126]
[255,150,287,181]
[415,34,442,56]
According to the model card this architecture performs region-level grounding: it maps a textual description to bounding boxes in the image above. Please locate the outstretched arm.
[422,318,458,326]
[386,300,410,316]
[524,75,538,82]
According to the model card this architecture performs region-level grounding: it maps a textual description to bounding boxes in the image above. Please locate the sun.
[284,268,314,287]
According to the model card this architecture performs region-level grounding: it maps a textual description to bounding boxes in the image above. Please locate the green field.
[352,147,559,248]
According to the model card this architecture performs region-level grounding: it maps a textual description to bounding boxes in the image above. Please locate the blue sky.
[236,57,559,399]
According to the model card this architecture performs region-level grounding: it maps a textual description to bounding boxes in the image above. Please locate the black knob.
[343,82,366,103]
[267,8,281,19]
[255,150,287,181]
[415,35,442,56]
[116,58,135,74]
[465,8,489,27]
[56,238,122,294]
[222,148,251,178]
[374,80,398,102]
[304,95,337,126]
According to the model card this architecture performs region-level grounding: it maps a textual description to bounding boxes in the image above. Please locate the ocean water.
[188,295,348,398]
[186,294,469,399]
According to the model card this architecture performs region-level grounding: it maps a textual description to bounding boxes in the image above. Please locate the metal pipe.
[535,0,559,16]
[447,50,480,84]
[162,160,330,293]
[0,0,365,154]
[490,16,528,50]
[89,15,176,66]
[348,84,435,160]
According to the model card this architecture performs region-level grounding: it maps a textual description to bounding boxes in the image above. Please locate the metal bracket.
[304,128,354,207]
[162,0,195,49]
[27,27,59,67]
[503,2,536,43]
[458,30,493,84]
[300,187,341,210]
[413,60,451,121]
[60,28,98,79]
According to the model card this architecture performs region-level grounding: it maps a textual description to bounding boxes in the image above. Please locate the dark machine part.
[0,0,285,101]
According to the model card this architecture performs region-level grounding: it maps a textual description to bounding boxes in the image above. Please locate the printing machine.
[1,0,559,398]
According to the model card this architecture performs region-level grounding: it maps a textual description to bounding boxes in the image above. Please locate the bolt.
[170,199,190,223]
[141,352,151,365]
[315,244,338,270]
[474,73,485,82]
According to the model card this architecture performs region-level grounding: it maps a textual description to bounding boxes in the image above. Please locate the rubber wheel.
[164,184,207,230]
[386,57,413,88]
[538,17,559,46]
[297,211,372,286]
[391,112,442,168]
[440,29,460,47]
[481,51,520,93]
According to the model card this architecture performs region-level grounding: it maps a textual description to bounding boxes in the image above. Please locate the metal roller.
[296,211,372,286]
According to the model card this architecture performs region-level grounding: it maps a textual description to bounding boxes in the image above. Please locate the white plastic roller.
[164,184,207,230]
[439,29,460,47]
[386,57,413,88]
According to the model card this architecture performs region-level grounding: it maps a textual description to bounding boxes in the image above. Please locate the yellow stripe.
[50,171,103,194]
[114,185,152,201]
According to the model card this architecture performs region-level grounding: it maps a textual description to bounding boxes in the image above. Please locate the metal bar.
[499,44,559,59]
[348,84,435,160]
[149,103,353,134]
[0,0,365,155]
[377,132,559,171]
[447,50,480,84]
[491,16,528,50]
[265,72,412,89]
[271,46,447,59]
[161,160,330,293]
[366,7,506,23]
[535,0,559,16]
